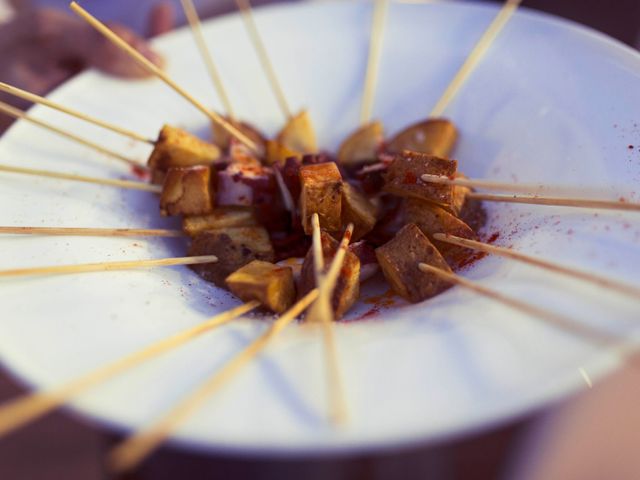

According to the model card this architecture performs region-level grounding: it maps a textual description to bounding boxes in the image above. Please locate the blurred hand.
[0,7,171,131]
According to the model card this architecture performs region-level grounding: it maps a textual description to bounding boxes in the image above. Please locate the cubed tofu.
[160,166,216,216]
[386,118,458,158]
[341,182,377,241]
[450,173,471,216]
[265,140,301,166]
[375,223,452,302]
[148,125,221,176]
[405,198,478,267]
[183,207,258,237]
[226,260,296,313]
[276,110,317,153]
[299,231,360,318]
[211,117,266,153]
[337,120,384,166]
[383,150,457,209]
[188,227,275,287]
[299,162,343,234]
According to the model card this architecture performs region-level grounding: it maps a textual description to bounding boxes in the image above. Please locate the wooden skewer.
[0,164,161,193]
[180,0,235,119]
[108,288,320,473]
[234,0,292,120]
[430,0,522,117]
[308,215,353,424]
[0,101,145,168]
[466,192,640,212]
[0,255,217,279]
[0,301,259,439]
[422,173,558,193]
[418,263,621,345]
[69,2,259,154]
[0,82,155,145]
[360,0,389,126]
[0,226,183,238]
[433,234,640,300]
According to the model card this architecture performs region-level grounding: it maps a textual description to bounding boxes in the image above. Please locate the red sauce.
[131,165,150,181]
[403,171,417,184]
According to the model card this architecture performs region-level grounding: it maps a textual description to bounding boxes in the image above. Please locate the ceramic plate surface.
[1,0,640,455]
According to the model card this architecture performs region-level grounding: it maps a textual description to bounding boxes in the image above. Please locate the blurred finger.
[148,2,176,38]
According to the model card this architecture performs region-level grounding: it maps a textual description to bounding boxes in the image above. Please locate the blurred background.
[0,1,639,479]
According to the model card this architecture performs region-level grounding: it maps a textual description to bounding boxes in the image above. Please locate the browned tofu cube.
[299,231,360,318]
[188,227,275,287]
[182,207,258,237]
[276,110,317,153]
[341,182,377,241]
[375,223,452,302]
[160,166,216,216]
[383,150,457,209]
[337,120,384,166]
[148,125,221,176]
[450,173,471,216]
[299,162,343,234]
[265,140,301,166]
[386,118,458,158]
[225,260,296,313]
[405,198,478,267]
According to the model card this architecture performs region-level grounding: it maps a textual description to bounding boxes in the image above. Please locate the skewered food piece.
[211,117,266,153]
[386,118,457,158]
[276,110,318,153]
[341,182,377,241]
[348,241,379,283]
[299,231,360,318]
[182,207,258,237]
[337,120,384,166]
[188,227,275,287]
[450,173,472,216]
[226,260,296,313]
[383,150,457,209]
[265,140,301,166]
[404,198,477,267]
[148,125,221,183]
[160,166,216,216]
[299,162,343,234]
[376,223,453,302]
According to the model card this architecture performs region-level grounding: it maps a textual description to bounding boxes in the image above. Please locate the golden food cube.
[375,223,453,302]
[148,125,221,175]
[188,227,275,287]
[182,207,258,237]
[386,118,458,158]
[337,120,384,166]
[341,182,377,241]
[211,117,266,153]
[265,140,301,166]
[405,198,478,267]
[383,150,457,209]
[226,260,296,313]
[299,162,343,234]
[299,231,360,318]
[276,110,317,153]
[160,166,215,217]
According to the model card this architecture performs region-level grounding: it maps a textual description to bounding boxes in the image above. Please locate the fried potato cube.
[276,110,317,153]
[341,182,376,241]
[337,120,384,166]
[386,118,458,158]
[375,223,452,302]
[148,125,222,175]
[299,231,360,318]
[182,207,258,237]
[160,166,216,217]
[265,140,301,166]
[405,198,478,267]
[225,260,296,313]
[211,117,266,153]
[383,150,457,209]
[299,162,343,234]
[188,227,275,287]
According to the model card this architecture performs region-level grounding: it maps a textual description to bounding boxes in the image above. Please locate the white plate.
[1,0,640,456]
